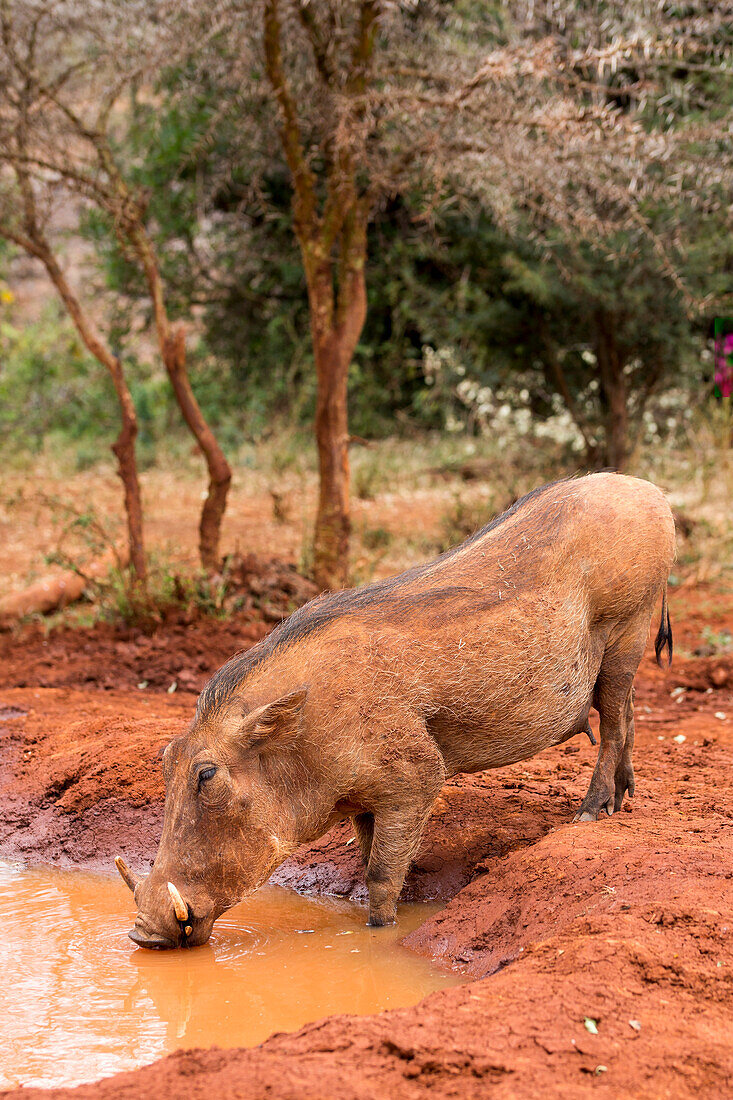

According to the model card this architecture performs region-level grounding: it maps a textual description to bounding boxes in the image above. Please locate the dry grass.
[0,415,731,603]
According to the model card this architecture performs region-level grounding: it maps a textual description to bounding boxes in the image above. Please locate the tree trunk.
[306,227,367,592]
[595,311,629,470]
[262,0,375,590]
[313,330,352,590]
[107,357,146,581]
[130,221,232,573]
[21,235,147,584]
[162,323,232,573]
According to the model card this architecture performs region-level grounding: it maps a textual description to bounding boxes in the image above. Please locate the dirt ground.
[0,582,731,1098]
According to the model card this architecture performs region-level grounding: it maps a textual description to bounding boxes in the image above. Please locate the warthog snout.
[115,856,215,950]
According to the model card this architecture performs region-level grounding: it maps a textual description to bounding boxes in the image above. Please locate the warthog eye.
[197,765,217,790]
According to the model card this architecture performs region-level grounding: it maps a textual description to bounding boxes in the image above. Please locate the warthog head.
[116,687,309,949]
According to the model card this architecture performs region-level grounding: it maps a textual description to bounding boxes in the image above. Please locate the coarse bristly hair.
[143,471,675,942]
[197,478,568,720]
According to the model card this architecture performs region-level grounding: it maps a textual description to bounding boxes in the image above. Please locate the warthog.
[116,472,674,948]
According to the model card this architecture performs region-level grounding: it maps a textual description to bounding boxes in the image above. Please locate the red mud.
[0,585,732,1098]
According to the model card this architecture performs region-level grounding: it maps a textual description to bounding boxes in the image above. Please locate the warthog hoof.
[573,784,615,822]
[574,758,636,822]
[367,914,396,928]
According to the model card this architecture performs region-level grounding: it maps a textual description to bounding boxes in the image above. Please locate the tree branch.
[347,0,379,95]
[263,0,318,236]
[295,0,336,86]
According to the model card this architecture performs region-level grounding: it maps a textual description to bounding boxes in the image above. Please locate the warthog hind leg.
[575,619,646,823]
[365,799,436,927]
[613,687,636,812]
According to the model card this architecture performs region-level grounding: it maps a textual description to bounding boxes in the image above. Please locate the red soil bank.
[0,586,731,1098]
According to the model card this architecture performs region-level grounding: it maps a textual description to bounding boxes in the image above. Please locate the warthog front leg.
[360,731,445,927]
[365,801,436,926]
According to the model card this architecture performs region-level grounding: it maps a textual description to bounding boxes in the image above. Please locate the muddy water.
[0,862,460,1090]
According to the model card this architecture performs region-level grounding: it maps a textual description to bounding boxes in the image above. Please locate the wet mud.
[0,585,732,1098]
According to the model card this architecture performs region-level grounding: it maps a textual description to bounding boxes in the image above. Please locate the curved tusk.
[167,881,189,922]
[115,855,140,894]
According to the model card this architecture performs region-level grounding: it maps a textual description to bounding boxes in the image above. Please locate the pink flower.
[714,331,733,396]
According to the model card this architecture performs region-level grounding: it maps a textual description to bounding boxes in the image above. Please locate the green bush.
[0,306,113,458]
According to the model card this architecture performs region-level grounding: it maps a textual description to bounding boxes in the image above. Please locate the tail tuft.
[654,584,673,668]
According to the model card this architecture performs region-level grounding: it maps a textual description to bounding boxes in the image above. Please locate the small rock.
[711,667,729,688]
[629,1020,641,1032]
[673,734,686,743]
[715,712,727,721]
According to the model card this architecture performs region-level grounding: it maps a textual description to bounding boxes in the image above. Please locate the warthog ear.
[242,687,309,749]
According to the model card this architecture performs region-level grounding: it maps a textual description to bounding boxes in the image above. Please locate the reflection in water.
[0,861,459,1089]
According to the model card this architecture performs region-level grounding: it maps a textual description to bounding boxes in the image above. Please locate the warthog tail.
[654,584,673,668]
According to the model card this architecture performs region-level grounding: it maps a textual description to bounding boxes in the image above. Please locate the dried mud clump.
[223,553,319,622]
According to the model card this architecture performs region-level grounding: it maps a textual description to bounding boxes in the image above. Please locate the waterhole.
[0,861,460,1090]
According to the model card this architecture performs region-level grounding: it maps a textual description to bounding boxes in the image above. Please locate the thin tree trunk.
[313,331,351,590]
[17,233,147,581]
[8,147,147,582]
[66,140,233,573]
[595,310,629,470]
[131,227,232,572]
[263,0,375,589]
[107,357,146,581]
[162,323,232,573]
[305,216,368,591]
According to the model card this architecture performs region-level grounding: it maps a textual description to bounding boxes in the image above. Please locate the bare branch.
[263,0,318,235]
[295,0,337,86]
